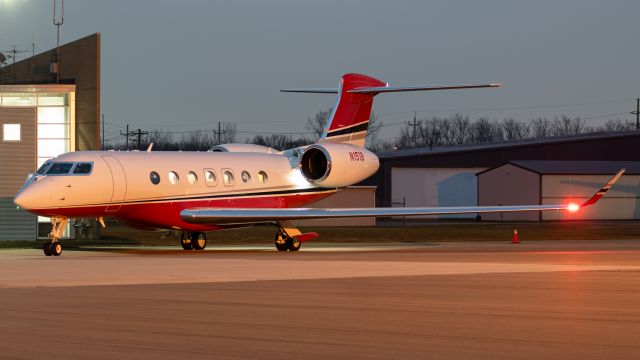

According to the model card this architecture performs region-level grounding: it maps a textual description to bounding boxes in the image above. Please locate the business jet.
[14,73,624,256]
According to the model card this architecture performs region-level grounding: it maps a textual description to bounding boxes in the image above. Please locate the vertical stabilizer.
[321,73,386,147]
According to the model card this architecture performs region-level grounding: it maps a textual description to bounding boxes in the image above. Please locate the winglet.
[580,169,625,207]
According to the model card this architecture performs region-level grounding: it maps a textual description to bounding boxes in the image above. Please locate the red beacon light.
[567,203,580,213]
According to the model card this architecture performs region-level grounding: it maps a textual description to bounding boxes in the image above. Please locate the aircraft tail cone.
[512,229,519,244]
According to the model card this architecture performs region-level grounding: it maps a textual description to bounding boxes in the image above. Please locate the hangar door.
[391,167,485,219]
[0,108,37,240]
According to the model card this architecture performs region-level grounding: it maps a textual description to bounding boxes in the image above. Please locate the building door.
[0,108,37,240]
[102,155,127,212]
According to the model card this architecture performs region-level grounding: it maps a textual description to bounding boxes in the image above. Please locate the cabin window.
[241,171,251,183]
[46,162,74,175]
[204,169,217,186]
[187,171,198,185]
[168,171,180,185]
[222,169,234,186]
[72,162,93,175]
[258,171,268,184]
[150,171,160,185]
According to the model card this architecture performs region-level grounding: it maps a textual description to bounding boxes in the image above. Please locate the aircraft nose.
[14,187,35,210]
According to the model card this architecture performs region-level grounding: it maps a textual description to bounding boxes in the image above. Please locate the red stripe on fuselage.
[28,191,336,231]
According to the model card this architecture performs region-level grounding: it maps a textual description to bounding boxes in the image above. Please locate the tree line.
[109,109,635,152]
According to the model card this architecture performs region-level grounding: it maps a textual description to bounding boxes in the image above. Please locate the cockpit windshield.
[46,162,75,175]
[36,162,52,175]
[43,162,93,176]
[72,163,93,174]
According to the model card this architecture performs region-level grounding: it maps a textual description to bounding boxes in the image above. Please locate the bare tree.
[530,117,551,138]
[306,109,331,137]
[551,115,586,136]
[602,118,633,132]
[502,118,530,140]
[451,114,471,145]
[365,111,383,150]
[221,122,237,144]
[471,117,503,143]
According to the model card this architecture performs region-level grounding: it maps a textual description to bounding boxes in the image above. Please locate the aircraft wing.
[181,169,624,225]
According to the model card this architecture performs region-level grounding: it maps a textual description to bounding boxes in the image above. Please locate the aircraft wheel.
[191,232,207,250]
[274,232,288,251]
[43,241,53,256]
[180,236,193,250]
[287,237,301,252]
[51,242,63,256]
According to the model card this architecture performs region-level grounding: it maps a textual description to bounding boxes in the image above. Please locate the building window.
[241,171,251,183]
[258,171,268,184]
[187,171,198,184]
[168,171,180,185]
[3,124,21,141]
[204,169,217,186]
[222,170,234,186]
[150,171,160,185]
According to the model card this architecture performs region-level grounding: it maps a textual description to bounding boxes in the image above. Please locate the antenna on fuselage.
[146,143,153,153]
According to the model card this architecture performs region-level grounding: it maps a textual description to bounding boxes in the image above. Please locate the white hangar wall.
[542,175,640,220]
[391,167,485,219]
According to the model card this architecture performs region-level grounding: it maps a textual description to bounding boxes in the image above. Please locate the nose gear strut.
[43,216,68,256]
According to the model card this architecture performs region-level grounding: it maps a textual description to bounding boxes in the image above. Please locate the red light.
[567,203,580,212]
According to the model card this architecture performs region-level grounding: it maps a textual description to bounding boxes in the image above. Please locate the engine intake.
[299,143,379,188]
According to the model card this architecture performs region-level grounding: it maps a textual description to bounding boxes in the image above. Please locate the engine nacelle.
[299,143,379,188]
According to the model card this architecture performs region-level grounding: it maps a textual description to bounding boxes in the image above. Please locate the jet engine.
[208,143,277,153]
[299,143,379,188]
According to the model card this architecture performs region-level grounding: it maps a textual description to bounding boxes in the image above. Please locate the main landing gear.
[43,216,67,256]
[274,222,318,252]
[180,232,207,251]
[275,228,301,252]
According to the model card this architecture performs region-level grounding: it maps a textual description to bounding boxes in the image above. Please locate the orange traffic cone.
[512,229,519,244]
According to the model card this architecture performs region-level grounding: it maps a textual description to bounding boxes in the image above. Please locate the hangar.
[0,34,100,240]
[364,132,640,219]
[478,161,640,221]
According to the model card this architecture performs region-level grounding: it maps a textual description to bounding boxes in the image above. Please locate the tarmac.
[2,240,640,359]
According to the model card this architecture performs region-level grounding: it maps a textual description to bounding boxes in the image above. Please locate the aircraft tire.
[180,237,193,250]
[191,232,207,251]
[51,242,62,256]
[287,237,301,252]
[274,233,288,251]
[43,241,53,256]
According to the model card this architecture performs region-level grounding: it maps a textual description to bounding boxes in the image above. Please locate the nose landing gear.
[43,216,67,256]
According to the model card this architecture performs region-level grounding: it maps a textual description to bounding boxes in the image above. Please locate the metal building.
[477,161,640,221]
[363,132,640,219]
[0,34,100,240]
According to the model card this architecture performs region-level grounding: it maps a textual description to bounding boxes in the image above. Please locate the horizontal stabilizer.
[281,84,501,94]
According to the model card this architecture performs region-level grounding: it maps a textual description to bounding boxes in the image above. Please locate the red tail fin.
[321,73,387,147]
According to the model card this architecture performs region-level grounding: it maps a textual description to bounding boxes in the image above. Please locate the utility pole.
[134,128,149,150]
[213,121,225,145]
[53,0,64,83]
[634,98,640,131]
[101,114,105,150]
[407,111,421,148]
[120,124,130,150]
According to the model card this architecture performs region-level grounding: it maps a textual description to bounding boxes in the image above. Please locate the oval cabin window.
[258,171,268,184]
[150,171,160,185]
[187,171,198,185]
[168,171,179,185]
[223,170,234,186]
[204,170,217,186]
[241,171,251,183]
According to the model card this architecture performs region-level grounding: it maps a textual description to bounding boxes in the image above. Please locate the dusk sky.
[1,0,639,143]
